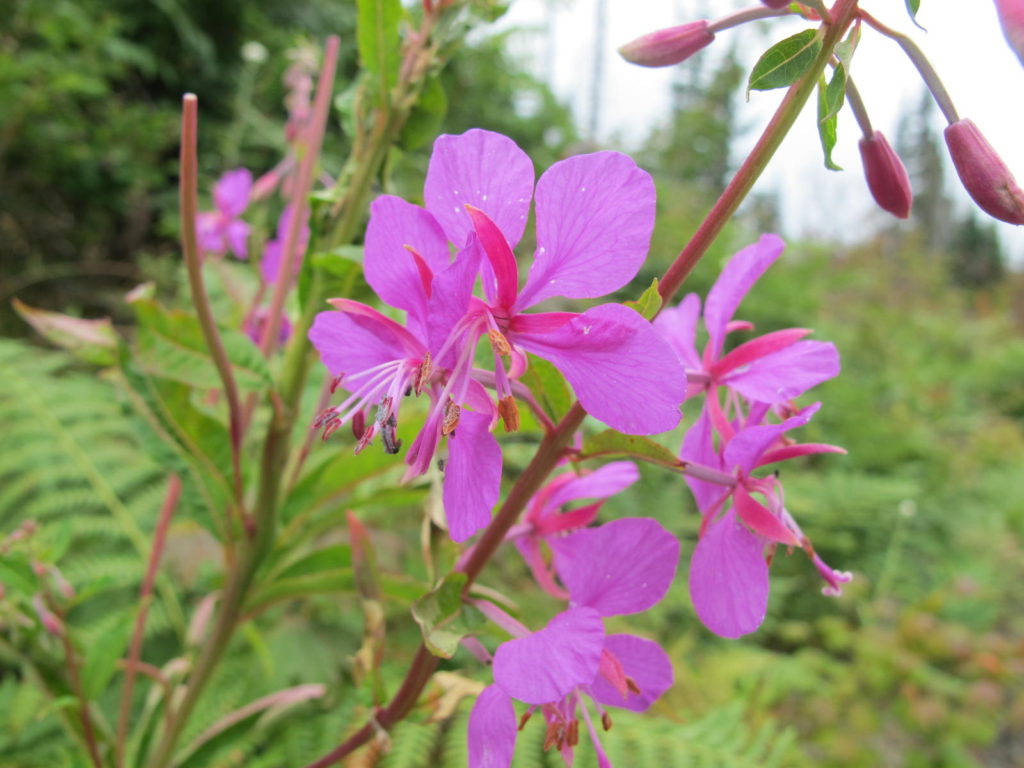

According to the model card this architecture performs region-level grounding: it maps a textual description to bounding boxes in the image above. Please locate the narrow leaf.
[0,553,39,595]
[904,0,926,30]
[519,353,572,424]
[357,0,402,96]
[81,611,134,698]
[580,430,683,469]
[816,75,842,171]
[624,277,663,321]
[13,299,117,366]
[412,573,484,658]
[748,29,823,94]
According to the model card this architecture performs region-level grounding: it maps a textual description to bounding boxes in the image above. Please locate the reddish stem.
[115,474,182,768]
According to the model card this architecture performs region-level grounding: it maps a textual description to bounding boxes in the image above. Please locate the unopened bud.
[996,0,1024,66]
[944,119,1024,225]
[32,595,62,636]
[858,131,913,219]
[618,21,715,68]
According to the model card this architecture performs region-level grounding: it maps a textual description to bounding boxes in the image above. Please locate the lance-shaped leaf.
[580,430,683,469]
[0,553,39,595]
[412,573,484,658]
[624,277,663,321]
[904,0,925,30]
[82,609,135,698]
[13,299,117,366]
[748,29,823,94]
[817,72,843,171]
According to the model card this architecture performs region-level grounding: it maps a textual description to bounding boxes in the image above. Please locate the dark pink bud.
[618,21,715,68]
[944,119,1024,225]
[761,0,791,7]
[996,0,1024,66]
[858,131,913,219]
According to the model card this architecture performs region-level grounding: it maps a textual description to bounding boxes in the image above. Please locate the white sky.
[495,1,1024,258]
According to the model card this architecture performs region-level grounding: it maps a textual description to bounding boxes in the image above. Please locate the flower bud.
[618,21,715,68]
[858,131,913,219]
[944,119,1024,225]
[996,0,1024,66]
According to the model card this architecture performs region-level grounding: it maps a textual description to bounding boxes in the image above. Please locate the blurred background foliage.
[1,0,1023,766]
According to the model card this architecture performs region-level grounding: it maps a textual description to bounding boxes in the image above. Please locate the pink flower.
[944,118,1024,225]
[260,204,311,284]
[655,235,840,416]
[196,168,252,259]
[682,405,849,638]
[618,21,715,68]
[425,130,687,437]
[859,131,913,219]
[468,518,678,767]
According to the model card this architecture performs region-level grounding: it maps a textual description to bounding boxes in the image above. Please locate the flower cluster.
[309,129,686,541]
[655,235,850,638]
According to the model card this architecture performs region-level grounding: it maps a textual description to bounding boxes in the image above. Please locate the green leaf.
[401,74,448,150]
[904,0,925,30]
[12,299,117,366]
[130,298,271,392]
[245,570,355,616]
[411,573,484,658]
[624,278,663,321]
[580,430,683,469]
[0,553,39,595]
[816,73,842,171]
[357,0,402,96]
[81,609,134,698]
[519,354,572,424]
[748,29,823,94]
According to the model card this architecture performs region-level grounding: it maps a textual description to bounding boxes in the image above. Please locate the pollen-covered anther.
[415,352,433,395]
[567,719,580,747]
[487,328,512,356]
[498,395,520,433]
[442,399,460,436]
[381,414,402,455]
[601,711,613,731]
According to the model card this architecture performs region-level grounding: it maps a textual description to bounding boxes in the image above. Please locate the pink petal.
[424,129,534,249]
[427,239,484,364]
[590,634,673,712]
[709,328,811,378]
[309,303,423,377]
[551,517,679,617]
[261,240,283,283]
[517,152,656,309]
[734,485,800,546]
[680,409,730,515]
[214,168,252,218]
[444,409,501,542]
[722,402,821,474]
[493,607,605,705]
[196,212,224,253]
[465,205,520,310]
[226,219,250,260]
[468,685,517,768]
[653,293,702,371]
[703,235,784,357]
[720,341,840,404]
[513,303,685,435]
[756,442,846,466]
[689,509,769,638]
[364,196,450,324]
[544,461,639,510]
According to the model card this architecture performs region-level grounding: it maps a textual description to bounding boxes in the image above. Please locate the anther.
[437,458,447,472]
[543,722,560,751]
[329,374,344,394]
[415,352,433,395]
[602,712,613,731]
[518,711,532,731]
[351,410,366,441]
[626,676,641,695]
[442,399,460,436]
[567,719,579,747]
[498,395,520,432]
[487,328,512,356]
[382,414,402,455]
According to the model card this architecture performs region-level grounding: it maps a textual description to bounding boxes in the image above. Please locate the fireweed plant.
[4,1,1023,767]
